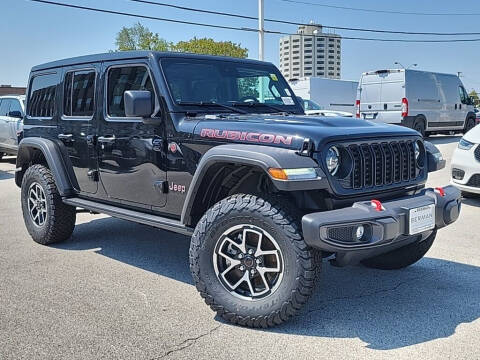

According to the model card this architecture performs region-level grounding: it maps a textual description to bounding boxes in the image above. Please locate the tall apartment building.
[279,23,341,80]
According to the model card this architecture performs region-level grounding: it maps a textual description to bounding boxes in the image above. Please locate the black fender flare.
[15,137,76,196]
[180,144,328,225]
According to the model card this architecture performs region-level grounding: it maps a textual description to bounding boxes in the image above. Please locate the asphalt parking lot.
[0,135,479,360]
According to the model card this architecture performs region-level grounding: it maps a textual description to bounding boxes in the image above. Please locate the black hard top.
[31,51,272,72]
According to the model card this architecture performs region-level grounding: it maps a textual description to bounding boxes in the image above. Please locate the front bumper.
[302,186,461,266]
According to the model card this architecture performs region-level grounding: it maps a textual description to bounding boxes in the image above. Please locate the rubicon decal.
[200,128,293,145]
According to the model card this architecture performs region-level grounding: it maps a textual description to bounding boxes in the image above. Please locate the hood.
[463,123,480,143]
[192,114,420,150]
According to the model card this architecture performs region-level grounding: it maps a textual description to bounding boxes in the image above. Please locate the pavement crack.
[152,324,222,359]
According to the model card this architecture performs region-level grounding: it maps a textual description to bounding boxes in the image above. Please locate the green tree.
[115,22,172,51]
[173,37,248,58]
[469,90,480,107]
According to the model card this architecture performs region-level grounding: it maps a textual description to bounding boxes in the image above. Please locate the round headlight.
[415,140,425,167]
[414,141,420,160]
[326,146,340,175]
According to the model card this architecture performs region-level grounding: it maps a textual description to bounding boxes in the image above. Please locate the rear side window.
[28,73,57,118]
[64,70,96,117]
[107,66,153,118]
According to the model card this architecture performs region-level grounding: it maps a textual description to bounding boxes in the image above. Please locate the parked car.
[297,97,353,117]
[17,51,460,328]
[451,123,480,196]
[0,95,24,159]
[356,69,476,137]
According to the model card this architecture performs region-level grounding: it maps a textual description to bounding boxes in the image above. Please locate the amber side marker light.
[268,168,318,181]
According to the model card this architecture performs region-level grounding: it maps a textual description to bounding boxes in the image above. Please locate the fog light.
[355,225,365,240]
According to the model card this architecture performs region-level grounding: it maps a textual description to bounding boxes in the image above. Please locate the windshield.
[161,58,302,113]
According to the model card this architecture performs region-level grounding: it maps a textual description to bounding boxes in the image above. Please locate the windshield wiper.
[177,101,248,114]
[229,101,294,114]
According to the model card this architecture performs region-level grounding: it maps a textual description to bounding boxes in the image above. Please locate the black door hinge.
[154,180,168,193]
[87,169,99,181]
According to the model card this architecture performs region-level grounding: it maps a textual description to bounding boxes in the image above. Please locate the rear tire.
[464,118,475,134]
[189,194,319,328]
[362,230,436,270]
[21,164,76,245]
[0,153,4,160]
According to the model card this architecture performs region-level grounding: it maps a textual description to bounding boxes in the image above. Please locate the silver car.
[0,95,24,159]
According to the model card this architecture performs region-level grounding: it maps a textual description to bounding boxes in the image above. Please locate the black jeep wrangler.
[17,51,461,328]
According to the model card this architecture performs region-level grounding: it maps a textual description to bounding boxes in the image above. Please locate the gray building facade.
[279,23,341,80]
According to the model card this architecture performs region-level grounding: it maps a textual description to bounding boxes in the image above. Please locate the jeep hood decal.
[193,115,420,149]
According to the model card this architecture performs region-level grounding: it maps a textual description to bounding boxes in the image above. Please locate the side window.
[107,66,153,118]
[28,73,57,118]
[0,99,11,116]
[9,100,23,115]
[458,86,468,104]
[64,70,96,117]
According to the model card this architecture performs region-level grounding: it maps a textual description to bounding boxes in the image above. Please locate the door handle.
[58,133,73,142]
[98,135,116,144]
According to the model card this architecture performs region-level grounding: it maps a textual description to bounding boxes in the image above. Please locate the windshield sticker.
[281,97,295,105]
[285,88,292,96]
[270,73,278,81]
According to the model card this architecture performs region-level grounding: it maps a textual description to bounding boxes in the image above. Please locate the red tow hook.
[434,187,446,197]
[370,199,384,212]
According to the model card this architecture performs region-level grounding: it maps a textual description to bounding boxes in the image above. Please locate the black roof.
[31,51,272,72]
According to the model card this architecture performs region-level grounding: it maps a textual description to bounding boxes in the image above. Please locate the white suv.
[0,95,25,159]
[451,124,480,196]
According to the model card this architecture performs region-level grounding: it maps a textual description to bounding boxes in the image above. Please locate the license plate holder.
[409,204,435,235]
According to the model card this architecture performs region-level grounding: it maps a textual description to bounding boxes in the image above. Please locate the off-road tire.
[189,194,320,328]
[464,118,475,134]
[21,164,76,245]
[361,230,437,270]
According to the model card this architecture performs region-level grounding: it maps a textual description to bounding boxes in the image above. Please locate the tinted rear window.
[64,70,96,117]
[28,73,57,118]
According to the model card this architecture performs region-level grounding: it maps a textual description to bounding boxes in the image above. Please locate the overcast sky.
[2,0,480,91]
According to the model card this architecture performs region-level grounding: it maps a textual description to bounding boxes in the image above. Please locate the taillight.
[401,97,409,118]
[355,99,361,118]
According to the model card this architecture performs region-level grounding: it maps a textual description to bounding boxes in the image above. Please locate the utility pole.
[258,0,264,61]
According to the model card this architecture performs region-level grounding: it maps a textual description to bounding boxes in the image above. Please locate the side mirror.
[124,90,153,118]
[8,110,23,119]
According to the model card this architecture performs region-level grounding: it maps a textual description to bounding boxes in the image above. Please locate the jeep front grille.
[328,138,425,195]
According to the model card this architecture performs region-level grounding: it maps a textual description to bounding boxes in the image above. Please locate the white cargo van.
[356,69,476,136]
[290,77,358,113]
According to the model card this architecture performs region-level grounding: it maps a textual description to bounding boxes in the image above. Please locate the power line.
[28,0,480,43]
[268,29,480,43]
[277,0,480,16]
[28,0,258,33]
[126,0,480,36]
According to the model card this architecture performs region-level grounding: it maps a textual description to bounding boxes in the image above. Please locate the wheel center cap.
[243,256,255,269]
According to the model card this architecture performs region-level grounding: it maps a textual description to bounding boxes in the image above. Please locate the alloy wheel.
[213,224,284,300]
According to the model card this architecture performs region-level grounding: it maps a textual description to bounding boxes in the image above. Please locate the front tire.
[21,164,76,245]
[464,118,475,134]
[189,194,319,328]
[362,230,436,270]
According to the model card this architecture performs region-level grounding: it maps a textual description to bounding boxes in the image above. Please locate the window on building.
[293,39,299,43]
[63,70,96,117]
[317,67,324,70]
[293,50,299,54]
[27,73,57,118]
[305,61,312,65]
[329,50,335,54]
[329,38,335,42]
[304,50,312,54]
[107,66,153,118]
[329,67,334,70]
[318,72,324,76]
[305,67,312,70]
[318,61,324,64]
[293,45,300,49]
[304,43,312,48]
